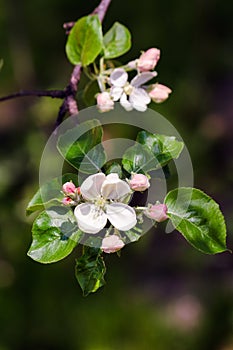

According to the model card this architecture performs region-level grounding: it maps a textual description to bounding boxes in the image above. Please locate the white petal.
[74,203,107,234]
[131,72,157,87]
[129,88,151,111]
[120,93,133,111]
[106,203,137,231]
[101,174,131,200]
[80,173,106,200]
[110,86,123,101]
[110,68,128,87]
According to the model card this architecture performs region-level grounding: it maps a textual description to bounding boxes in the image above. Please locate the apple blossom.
[74,173,137,234]
[109,68,157,112]
[129,173,150,191]
[149,84,172,103]
[62,197,74,206]
[101,235,125,253]
[145,203,168,222]
[138,48,160,72]
[97,91,114,112]
[62,181,76,195]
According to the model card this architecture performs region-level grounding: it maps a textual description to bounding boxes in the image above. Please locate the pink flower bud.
[62,181,76,195]
[145,204,168,222]
[129,174,150,191]
[101,235,125,254]
[149,84,172,103]
[97,92,114,112]
[62,197,73,206]
[138,48,160,72]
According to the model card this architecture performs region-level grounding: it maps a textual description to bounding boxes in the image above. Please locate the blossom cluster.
[96,48,172,112]
[62,172,168,254]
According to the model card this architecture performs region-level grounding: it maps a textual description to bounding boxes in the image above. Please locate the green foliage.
[57,119,106,173]
[26,173,79,215]
[136,131,184,167]
[83,80,100,106]
[75,247,106,296]
[103,22,131,59]
[27,207,82,263]
[105,161,123,177]
[122,131,183,174]
[165,188,227,254]
[66,15,103,66]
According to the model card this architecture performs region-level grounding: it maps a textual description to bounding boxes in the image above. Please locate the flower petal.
[101,235,125,253]
[80,173,106,200]
[110,86,123,101]
[110,68,128,87]
[101,174,131,200]
[131,72,157,87]
[106,203,137,231]
[74,203,107,234]
[120,93,133,111]
[129,88,151,112]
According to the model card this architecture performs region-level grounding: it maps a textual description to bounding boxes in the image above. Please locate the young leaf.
[27,207,82,264]
[26,173,79,216]
[122,143,159,174]
[103,22,131,59]
[57,119,106,174]
[105,161,123,177]
[75,247,106,296]
[137,131,184,167]
[66,15,103,66]
[165,188,227,254]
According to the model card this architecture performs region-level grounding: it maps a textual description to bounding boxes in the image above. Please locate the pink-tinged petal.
[129,88,150,112]
[129,173,150,191]
[120,93,133,111]
[138,48,161,72]
[106,203,137,231]
[80,173,106,200]
[62,181,76,195]
[131,72,157,87]
[101,235,125,253]
[74,203,107,234]
[149,84,172,103]
[96,92,114,112]
[110,86,124,101]
[101,173,131,200]
[144,203,168,222]
[110,68,128,87]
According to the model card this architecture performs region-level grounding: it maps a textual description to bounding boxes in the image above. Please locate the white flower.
[109,68,157,112]
[74,173,137,234]
[101,235,125,253]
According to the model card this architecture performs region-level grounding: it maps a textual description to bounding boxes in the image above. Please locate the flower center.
[94,195,107,209]
[124,83,133,95]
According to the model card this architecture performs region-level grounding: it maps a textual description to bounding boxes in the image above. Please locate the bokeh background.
[0,0,232,349]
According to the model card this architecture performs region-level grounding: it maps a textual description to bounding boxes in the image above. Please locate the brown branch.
[0,89,66,102]
[0,0,112,130]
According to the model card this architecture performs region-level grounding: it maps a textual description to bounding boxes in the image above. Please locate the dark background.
[0,0,232,349]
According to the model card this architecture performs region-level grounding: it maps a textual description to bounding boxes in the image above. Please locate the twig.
[0,89,66,102]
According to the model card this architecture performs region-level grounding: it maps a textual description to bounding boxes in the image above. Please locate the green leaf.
[66,15,103,66]
[124,225,143,243]
[27,207,82,263]
[105,161,123,177]
[75,247,106,296]
[137,131,184,167]
[165,188,227,254]
[26,173,79,216]
[122,143,159,174]
[83,80,99,107]
[103,22,131,59]
[57,119,106,174]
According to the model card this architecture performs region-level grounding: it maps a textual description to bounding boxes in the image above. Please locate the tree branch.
[0,89,66,102]
[0,0,112,129]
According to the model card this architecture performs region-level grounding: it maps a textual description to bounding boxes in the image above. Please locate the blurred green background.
[0,0,233,349]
